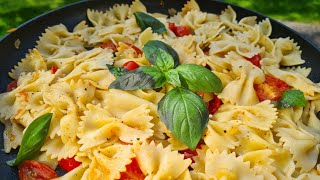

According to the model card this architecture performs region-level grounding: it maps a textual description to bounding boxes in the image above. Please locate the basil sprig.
[109,40,223,150]
[158,87,209,150]
[279,89,307,108]
[134,12,167,34]
[7,113,53,166]
[143,40,179,67]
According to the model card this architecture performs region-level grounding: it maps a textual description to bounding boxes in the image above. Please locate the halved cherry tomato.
[7,80,17,92]
[168,22,191,37]
[254,75,291,101]
[123,42,143,55]
[120,158,145,180]
[179,144,202,163]
[18,160,58,180]
[123,61,140,71]
[58,157,81,172]
[51,65,58,74]
[101,41,118,52]
[244,54,262,67]
[208,95,222,114]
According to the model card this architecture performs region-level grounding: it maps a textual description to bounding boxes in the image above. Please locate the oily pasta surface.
[1,0,320,179]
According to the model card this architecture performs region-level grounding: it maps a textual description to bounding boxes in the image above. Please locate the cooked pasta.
[1,0,320,179]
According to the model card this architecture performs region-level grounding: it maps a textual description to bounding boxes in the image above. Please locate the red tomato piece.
[7,80,17,92]
[58,157,81,172]
[51,65,58,74]
[179,144,202,163]
[18,160,58,180]
[168,22,191,37]
[101,41,118,52]
[208,95,222,114]
[123,42,143,55]
[123,61,140,71]
[244,54,262,67]
[120,158,145,180]
[254,75,291,101]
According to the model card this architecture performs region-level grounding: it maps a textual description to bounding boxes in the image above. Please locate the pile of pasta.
[1,0,320,179]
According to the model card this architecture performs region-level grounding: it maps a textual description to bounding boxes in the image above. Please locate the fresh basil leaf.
[280,90,307,108]
[140,66,167,88]
[107,65,128,77]
[133,12,166,34]
[109,69,156,90]
[166,69,181,87]
[176,64,223,93]
[142,40,179,67]
[7,113,53,166]
[158,87,209,150]
[152,48,174,72]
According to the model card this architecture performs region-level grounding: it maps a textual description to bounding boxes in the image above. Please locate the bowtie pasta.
[1,0,320,179]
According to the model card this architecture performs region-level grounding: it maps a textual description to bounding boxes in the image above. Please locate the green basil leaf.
[153,48,174,72]
[7,113,53,166]
[133,12,166,34]
[166,69,181,87]
[143,40,179,67]
[176,64,223,93]
[107,65,128,78]
[140,66,167,88]
[280,90,307,108]
[157,87,209,150]
[109,69,156,90]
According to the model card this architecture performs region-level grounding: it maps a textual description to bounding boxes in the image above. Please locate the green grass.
[0,0,319,38]
[223,0,320,23]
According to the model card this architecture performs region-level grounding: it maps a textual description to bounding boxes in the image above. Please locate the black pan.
[0,0,319,179]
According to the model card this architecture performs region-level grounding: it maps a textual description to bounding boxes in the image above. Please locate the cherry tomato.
[208,95,222,114]
[101,41,118,52]
[120,158,145,180]
[7,80,17,92]
[18,160,58,180]
[244,54,262,67]
[122,61,140,71]
[254,75,291,101]
[58,157,81,172]
[179,144,202,163]
[168,22,191,37]
[123,42,142,55]
[51,65,58,74]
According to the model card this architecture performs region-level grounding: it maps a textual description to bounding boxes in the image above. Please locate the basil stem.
[133,12,167,34]
[7,113,53,166]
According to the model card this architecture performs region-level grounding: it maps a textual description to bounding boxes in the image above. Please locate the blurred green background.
[0,0,319,37]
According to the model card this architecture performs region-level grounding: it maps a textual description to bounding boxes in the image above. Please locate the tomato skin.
[168,22,191,37]
[179,144,202,163]
[122,61,140,71]
[101,41,118,52]
[58,157,81,172]
[18,160,58,180]
[245,54,262,67]
[7,80,17,92]
[254,75,291,101]
[51,65,58,74]
[123,42,142,55]
[120,158,145,180]
[208,95,222,114]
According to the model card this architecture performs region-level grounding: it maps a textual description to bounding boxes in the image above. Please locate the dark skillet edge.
[0,0,87,42]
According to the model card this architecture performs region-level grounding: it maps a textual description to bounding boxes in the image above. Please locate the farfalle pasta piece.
[274,37,305,66]
[284,66,312,78]
[81,144,135,180]
[212,100,277,131]
[258,18,272,37]
[302,100,320,131]
[106,3,130,22]
[36,24,85,60]
[265,66,320,99]
[3,120,23,153]
[192,149,263,179]
[218,55,265,105]
[35,152,59,170]
[9,49,47,79]
[135,141,192,179]
[204,120,241,152]
[87,9,117,27]
[181,0,200,16]
[129,0,147,16]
